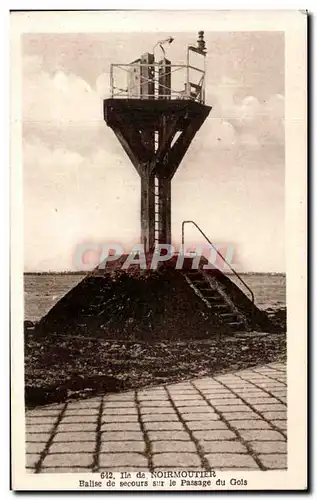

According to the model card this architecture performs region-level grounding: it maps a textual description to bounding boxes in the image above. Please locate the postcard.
[10,9,307,491]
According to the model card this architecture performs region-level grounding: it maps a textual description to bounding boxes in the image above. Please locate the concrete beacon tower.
[103,31,211,253]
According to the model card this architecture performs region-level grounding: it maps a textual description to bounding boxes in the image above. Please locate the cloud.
[206,77,284,149]
[23,55,114,156]
[23,137,140,271]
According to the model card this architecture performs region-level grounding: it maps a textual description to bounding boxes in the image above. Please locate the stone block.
[152,453,201,467]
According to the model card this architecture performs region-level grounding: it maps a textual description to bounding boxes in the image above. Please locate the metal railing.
[181,220,255,305]
[110,63,205,103]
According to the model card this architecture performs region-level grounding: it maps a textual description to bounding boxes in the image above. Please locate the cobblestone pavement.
[26,362,287,473]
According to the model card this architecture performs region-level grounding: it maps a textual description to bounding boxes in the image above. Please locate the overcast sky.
[23,31,284,272]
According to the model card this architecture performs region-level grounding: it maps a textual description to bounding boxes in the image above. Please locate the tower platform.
[104,98,211,134]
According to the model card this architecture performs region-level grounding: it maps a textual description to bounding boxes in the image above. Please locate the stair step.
[204,295,223,302]
[200,286,218,299]
[219,312,239,320]
[227,321,245,330]
[191,279,206,285]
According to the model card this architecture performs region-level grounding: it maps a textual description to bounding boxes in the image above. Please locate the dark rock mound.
[37,265,228,341]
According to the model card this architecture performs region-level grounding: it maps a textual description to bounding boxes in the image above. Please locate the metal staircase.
[184,269,249,331]
[180,220,264,332]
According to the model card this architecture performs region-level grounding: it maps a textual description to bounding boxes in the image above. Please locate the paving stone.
[97,467,150,472]
[152,440,196,453]
[49,441,96,453]
[236,393,272,399]
[242,398,280,405]
[144,421,184,431]
[198,389,233,395]
[233,388,270,394]
[26,409,61,417]
[230,420,271,430]
[141,413,179,422]
[177,406,214,413]
[200,440,248,454]
[193,430,236,440]
[175,401,209,408]
[26,433,51,443]
[152,467,202,471]
[168,390,198,396]
[26,454,40,468]
[137,395,169,401]
[258,454,287,469]
[105,395,135,402]
[140,406,175,414]
[215,466,259,471]
[214,376,239,382]
[147,431,190,441]
[140,400,172,407]
[102,407,138,415]
[205,453,258,468]
[102,414,139,423]
[42,453,94,467]
[41,467,93,473]
[271,420,287,430]
[222,412,260,420]
[152,453,201,467]
[168,384,193,389]
[26,416,57,425]
[256,382,285,387]
[67,400,101,409]
[64,408,99,416]
[53,432,96,442]
[101,422,141,432]
[193,380,223,386]
[186,420,230,431]
[239,430,285,441]
[220,383,255,389]
[27,403,64,412]
[270,394,287,401]
[170,395,204,402]
[277,397,287,404]
[26,424,55,433]
[192,381,223,387]
[26,442,47,454]
[269,388,287,393]
[101,431,143,441]
[250,441,287,454]
[170,380,194,385]
[61,415,98,424]
[138,390,166,396]
[57,423,96,432]
[181,413,219,422]
[102,402,135,408]
[99,453,148,467]
[261,411,287,420]
[252,404,286,412]
[100,441,146,453]
[209,399,245,406]
[215,405,252,413]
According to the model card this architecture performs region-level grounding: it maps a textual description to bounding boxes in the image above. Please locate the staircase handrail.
[181,220,255,305]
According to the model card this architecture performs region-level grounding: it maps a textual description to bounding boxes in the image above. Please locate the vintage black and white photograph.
[11,10,307,491]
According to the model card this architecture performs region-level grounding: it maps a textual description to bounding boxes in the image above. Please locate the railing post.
[110,64,113,98]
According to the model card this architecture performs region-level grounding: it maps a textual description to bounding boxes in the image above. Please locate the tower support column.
[157,177,171,245]
[141,170,155,252]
